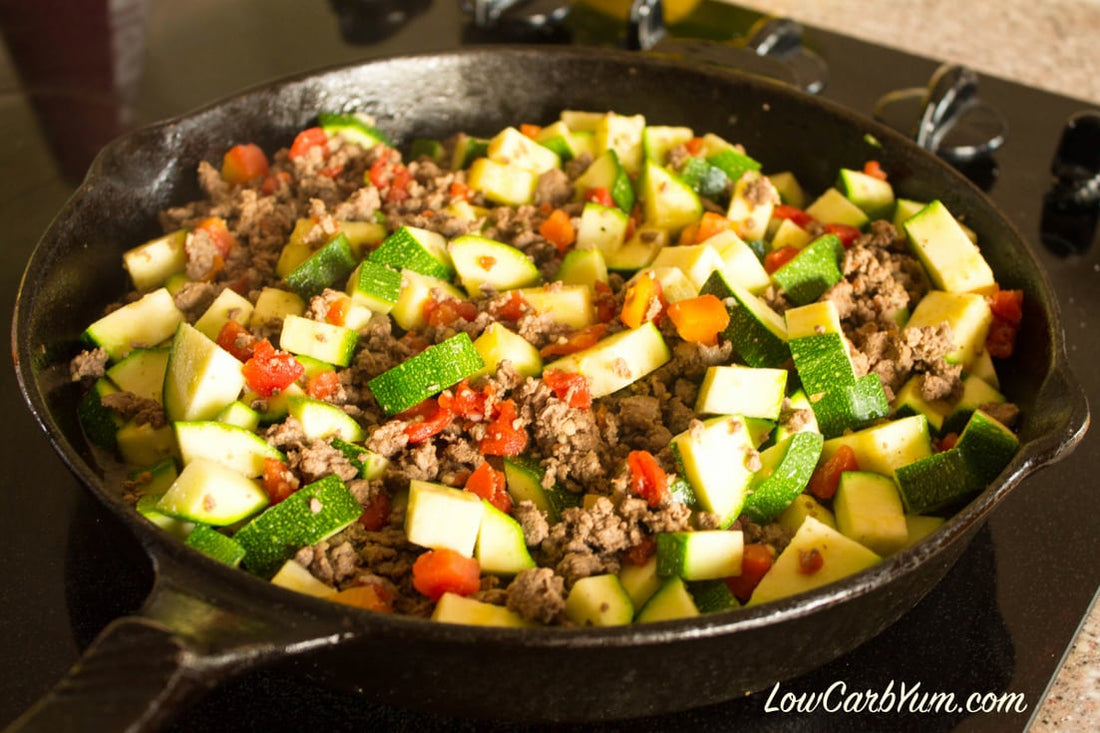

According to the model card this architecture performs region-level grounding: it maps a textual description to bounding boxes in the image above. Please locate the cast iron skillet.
[11,47,1089,730]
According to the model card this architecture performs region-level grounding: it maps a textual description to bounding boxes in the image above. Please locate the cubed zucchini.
[279,314,358,368]
[746,516,881,606]
[404,480,485,557]
[542,321,670,399]
[834,471,909,555]
[565,574,634,627]
[903,200,995,294]
[741,431,824,524]
[448,235,541,297]
[193,288,254,341]
[155,457,269,526]
[367,332,485,415]
[83,288,184,362]
[700,270,789,368]
[370,226,454,281]
[670,415,759,527]
[656,530,744,581]
[163,322,246,423]
[175,420,285,477]
[122,229,187,292]
[235,474,362,577]
[285,232,359,301]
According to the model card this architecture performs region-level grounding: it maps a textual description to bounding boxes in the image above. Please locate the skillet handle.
[3,616,223,733]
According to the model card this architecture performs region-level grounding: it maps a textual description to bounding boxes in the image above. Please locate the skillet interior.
[13,47,1087,722]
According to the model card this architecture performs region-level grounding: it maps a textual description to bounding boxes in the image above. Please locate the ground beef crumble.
[70,347,109,381]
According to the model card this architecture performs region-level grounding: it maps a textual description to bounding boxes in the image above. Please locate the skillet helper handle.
[5,616,214,733]
[1031,353,1091,465]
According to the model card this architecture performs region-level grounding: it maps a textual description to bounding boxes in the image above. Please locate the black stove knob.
[873,63,1007,189]
[626,0,666,51]
[1041,111,1100,256]
[328,0,430,43]
[462,0,571,39]
[1051,111,1100,206]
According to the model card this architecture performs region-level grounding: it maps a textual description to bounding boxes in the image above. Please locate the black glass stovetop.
[1,2,1097,731]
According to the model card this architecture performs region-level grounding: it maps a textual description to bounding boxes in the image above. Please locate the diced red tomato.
[623,535,657,566]
[400,397,455,444]
[221,143,269,185]
[241,340,305,398]
[724,542,775,603]
[665,294,730,346]
[492,290,529,322]
[541,369,592,410]
[989,287,1024,323]
[261,170,292,195]
[479,399,528,456]
[325,297,350,326]
[216,320,255,362]
[226,276,251,296]
[627,450,669,508]
[194,216,238,258]
[986,321,1018,359]
[359,491,392,531]
[824,222,862,249]
[368,150,413,203]
[694,211,734,243]
[807,444,859,501]
[584,187,615,208]
[772,204,816,229]
[329,582,394,613]
[412,548,482,601]
[539,208,576,253]
[261,457,298,504]
[387,165,411,202]
[986,287,1024,358]
[306,370,340,400]
[685,136,705,156]
[449,181,472,202]
[798,547,824,575]
[862,160,888,181]
[520,123,542,139]
[288,127,328,160]
[464,461,512,514]
[935,432,959,452]
[677,222,700,247]
[438,379,493,421]
[367,156,391,188]
[764,245,801,274]
[423,296,479,327]
[539,323,608,358]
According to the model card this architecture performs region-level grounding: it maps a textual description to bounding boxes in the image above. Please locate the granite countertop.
[729,1,1100,729]
[728,0,1100,105]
